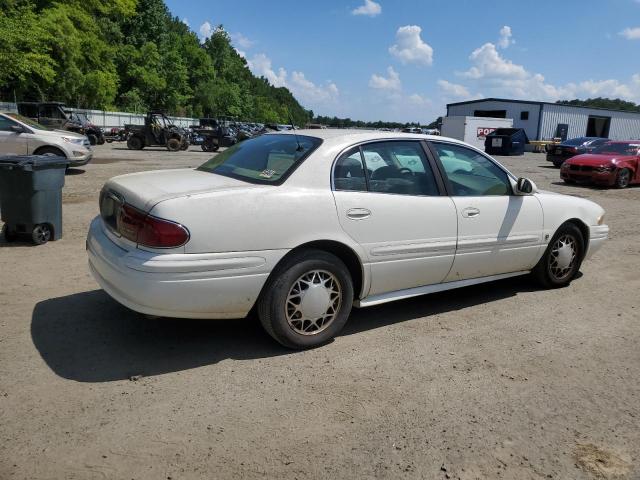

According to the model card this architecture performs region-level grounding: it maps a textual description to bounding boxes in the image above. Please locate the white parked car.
[87,131,608,348]
[0,112,92,166]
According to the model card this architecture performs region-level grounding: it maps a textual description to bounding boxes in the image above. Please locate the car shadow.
[31,276,542,383]
[65,168,85,175]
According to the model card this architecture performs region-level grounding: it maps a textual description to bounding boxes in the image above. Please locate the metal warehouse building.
[446,98,640,141]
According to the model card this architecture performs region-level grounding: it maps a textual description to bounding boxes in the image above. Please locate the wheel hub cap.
[285,270,342,335]
[299,284,331,319]
[549,234,576,279]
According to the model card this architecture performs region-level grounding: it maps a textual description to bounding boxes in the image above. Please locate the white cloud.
[389,25,434,66]
[408,93,430,106]
[247,53,287,87]
[369,66,401,91]
[620,27,640,39]
[231,32,254,49]
[199,21,213,42]
[497,25,514,48]
[246,53,339,109]
[182,18,189,27]
[449,40,640,103]
[352,0,382,17]
[438,80,473,99]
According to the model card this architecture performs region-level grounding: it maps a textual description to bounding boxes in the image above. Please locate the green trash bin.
[0,155,69,245]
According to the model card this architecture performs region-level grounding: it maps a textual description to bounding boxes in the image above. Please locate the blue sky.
[166,0,640,123]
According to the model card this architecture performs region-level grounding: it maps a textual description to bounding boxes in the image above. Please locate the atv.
[67,111,105,145]
[125,112,190,152]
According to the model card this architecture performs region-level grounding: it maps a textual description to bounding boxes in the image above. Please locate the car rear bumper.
[585,224,609,259]
[86,216,287,319]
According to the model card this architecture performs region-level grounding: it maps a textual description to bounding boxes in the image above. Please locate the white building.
[446,98,640,141]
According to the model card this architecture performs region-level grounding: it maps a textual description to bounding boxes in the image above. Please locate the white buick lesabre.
[87,130,608,348]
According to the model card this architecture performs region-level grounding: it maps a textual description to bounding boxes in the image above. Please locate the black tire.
[257,249,354,349]
[201,138,219,152]
[35,146,65,158]
[615,168,631,189]
[563,178,575,184]
[97,136,105,146]
[87,134,98,146]
[106,139,113,143]
[553,160,563,168]
[180,139,189,151]
[32,224,52,245]
[2,224,17,242]
[532,223,584,288]
[167,138,181,152]
[127,136,143,150]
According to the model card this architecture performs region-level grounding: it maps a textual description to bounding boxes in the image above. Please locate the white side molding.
[355,270,530,308]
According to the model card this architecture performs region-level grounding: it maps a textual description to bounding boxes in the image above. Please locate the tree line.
[556,98,640,113]
[0,0,311,125]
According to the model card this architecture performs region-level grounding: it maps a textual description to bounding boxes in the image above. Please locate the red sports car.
[560,141,640,188]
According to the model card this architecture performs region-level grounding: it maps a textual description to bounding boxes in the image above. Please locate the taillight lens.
[567,147,577,153]
[117,204,189,248]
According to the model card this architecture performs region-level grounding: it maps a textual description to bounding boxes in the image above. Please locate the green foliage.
[556,98,640,113]
[0,0,310,124]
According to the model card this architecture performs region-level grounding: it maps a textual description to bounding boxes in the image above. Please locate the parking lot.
[1,143,638,479]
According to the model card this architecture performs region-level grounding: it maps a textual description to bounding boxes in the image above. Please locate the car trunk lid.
[102,168,257,212]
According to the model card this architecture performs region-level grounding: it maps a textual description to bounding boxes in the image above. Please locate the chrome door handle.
[462,207,480,218]
[346,208,371,220]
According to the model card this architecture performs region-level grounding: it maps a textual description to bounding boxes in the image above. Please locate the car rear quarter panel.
[149,184,363,257]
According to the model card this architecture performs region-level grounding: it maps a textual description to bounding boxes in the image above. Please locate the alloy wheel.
[285,270,342,335]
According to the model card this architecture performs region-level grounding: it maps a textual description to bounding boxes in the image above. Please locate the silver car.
[0,112,92,166]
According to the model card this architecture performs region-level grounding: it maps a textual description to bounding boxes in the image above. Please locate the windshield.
[198,134,322,184]
[562,137,589,146]
[592,142,639,156]
[6,113,53,131]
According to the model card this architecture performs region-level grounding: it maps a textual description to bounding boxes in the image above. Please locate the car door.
[428,141,543,281]
[332,141,457,297]
[0,115,29,155]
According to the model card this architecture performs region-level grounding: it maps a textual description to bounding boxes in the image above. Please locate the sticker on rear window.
[259,169,276,179]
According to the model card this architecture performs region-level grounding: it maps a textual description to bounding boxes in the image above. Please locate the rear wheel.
[180,139,189,150]
[532,223,584,288]
[257,249,354,349]
[127,136,143,150]
[615,168,631,189]
[553,160,563,168]
[167,138,181,152]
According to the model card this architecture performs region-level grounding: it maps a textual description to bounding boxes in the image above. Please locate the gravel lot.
[0,142,638,480]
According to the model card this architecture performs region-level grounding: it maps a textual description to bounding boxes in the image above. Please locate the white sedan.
[87,130,609,349]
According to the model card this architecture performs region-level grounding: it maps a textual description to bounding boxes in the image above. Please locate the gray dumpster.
[0,155,69,244]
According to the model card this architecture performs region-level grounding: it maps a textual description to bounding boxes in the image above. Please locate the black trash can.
[484,128,529,156]
[0,155,69,244]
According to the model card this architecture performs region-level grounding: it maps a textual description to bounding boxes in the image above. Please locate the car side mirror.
[514,177,536,195]
[10,125,24,134]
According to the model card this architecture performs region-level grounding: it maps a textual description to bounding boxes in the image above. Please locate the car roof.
[271,129,463,148]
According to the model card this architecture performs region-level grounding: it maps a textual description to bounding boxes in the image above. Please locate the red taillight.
[567,147,578,153]
[117,204,189,248]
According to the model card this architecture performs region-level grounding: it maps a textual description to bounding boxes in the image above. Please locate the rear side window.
[198,134,322,184]
[333,147,367,192]
[333,141,440,196]
[432,142,512,196]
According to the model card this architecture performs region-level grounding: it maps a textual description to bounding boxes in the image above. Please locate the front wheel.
[257,250,354,349]
[87,134,97,146]
[166,138,181,152]
[615,168,631,189]
[532,223,584,288]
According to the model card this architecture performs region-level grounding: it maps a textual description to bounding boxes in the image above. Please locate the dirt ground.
[0,142,638,480]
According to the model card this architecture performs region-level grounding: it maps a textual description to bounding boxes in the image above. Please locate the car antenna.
[286,108,303,152]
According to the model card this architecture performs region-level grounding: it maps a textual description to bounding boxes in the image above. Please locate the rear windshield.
[198,134,322,184]
[592,142,639,156]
